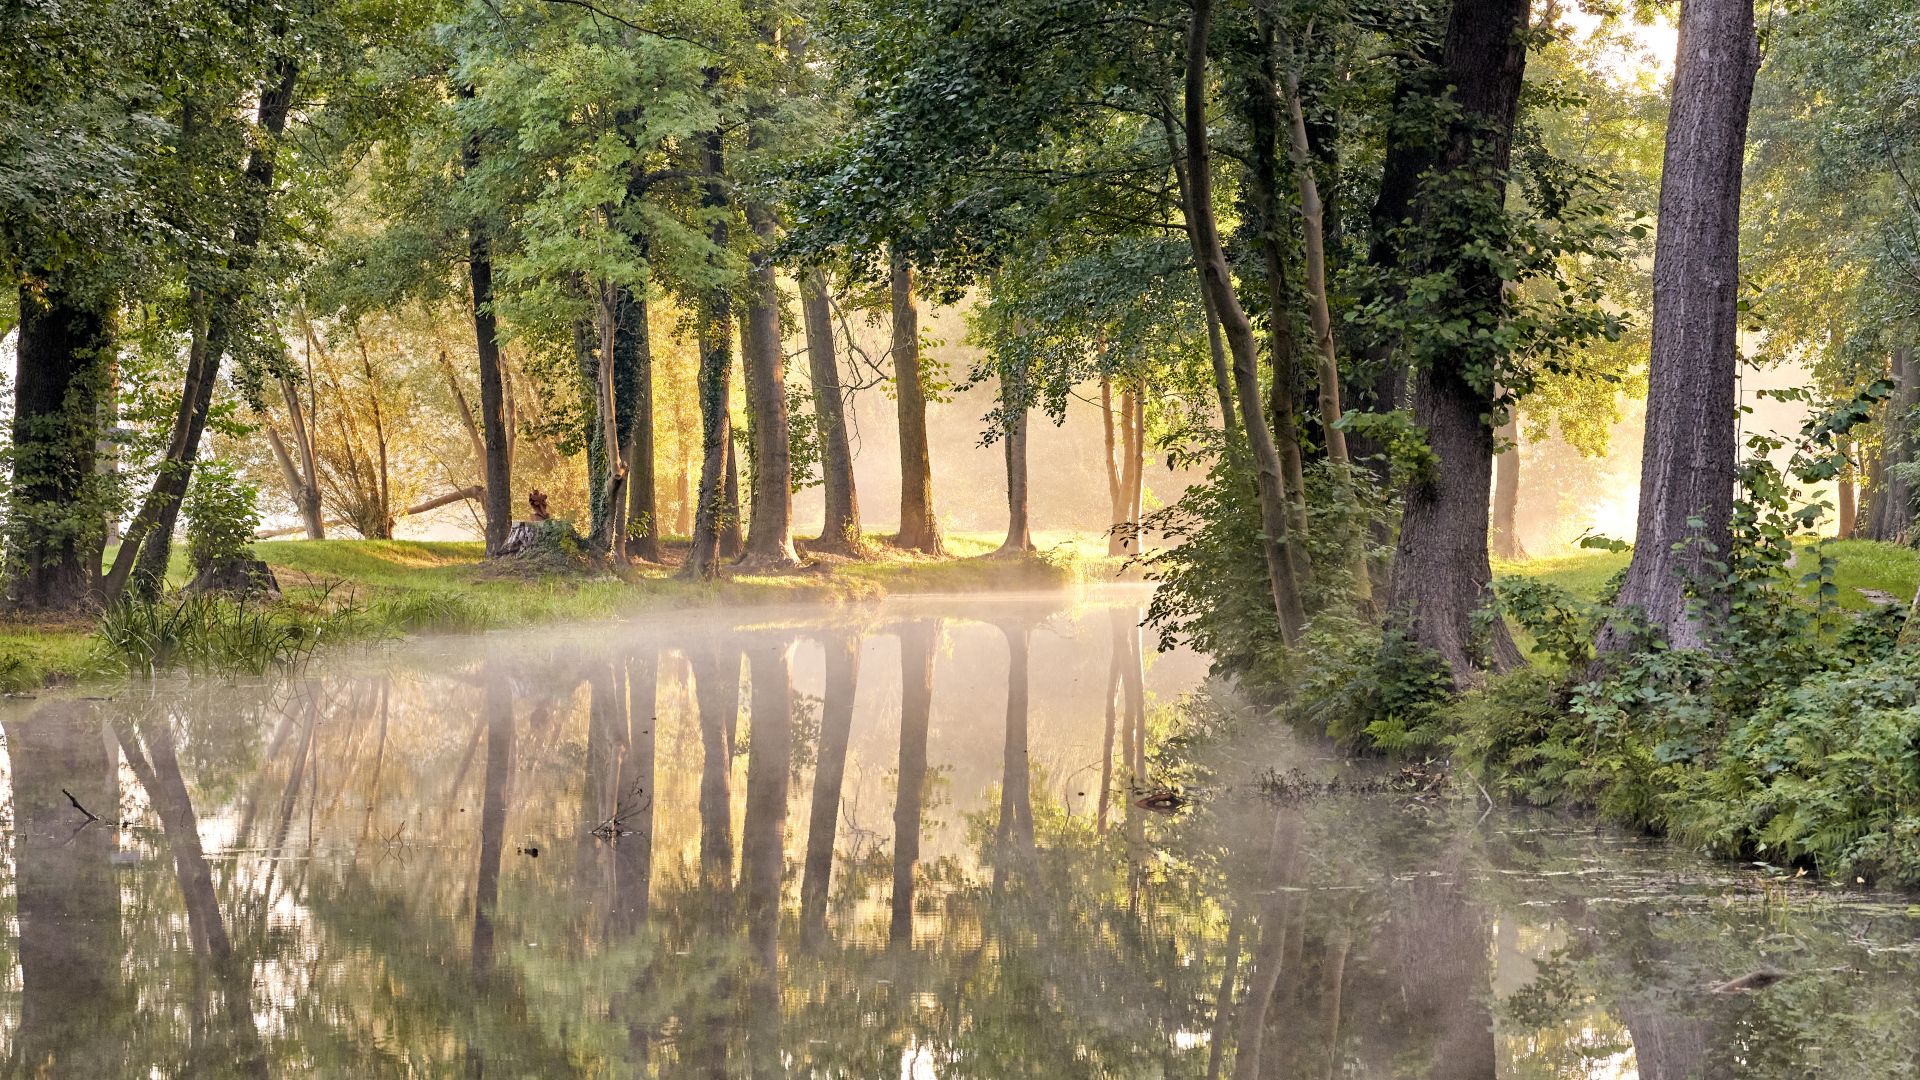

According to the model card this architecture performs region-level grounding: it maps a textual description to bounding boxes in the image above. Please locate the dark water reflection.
[3,588,1919,1077]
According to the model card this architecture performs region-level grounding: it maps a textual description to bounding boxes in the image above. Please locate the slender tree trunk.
[1603,0,1760,650]
[680,130,736,581]
[620,284,660,562]
[1179,3,1309,644]
[1871,348,1916,542]
[1838,437,1857,538]
[739,206,799,569]
[890,253,945,555]
[1102,376,1128,556]
[801,633,858,946]
[891,620,937,946]
[102,56,298,601]
[1384,0,1532,681]
[1492,410,1527,560]
[8,282,109,610]
[802,271,863,554]
[996,381,1034,555]
[1237,42,1312,545]
[722,437,745,559]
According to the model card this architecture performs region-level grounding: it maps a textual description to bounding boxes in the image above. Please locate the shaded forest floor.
[0,529,1136,690]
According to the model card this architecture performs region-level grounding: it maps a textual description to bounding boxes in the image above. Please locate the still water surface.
[4,588,1920,1078]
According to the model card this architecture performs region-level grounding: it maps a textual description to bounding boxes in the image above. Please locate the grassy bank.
[0,530,1132,691]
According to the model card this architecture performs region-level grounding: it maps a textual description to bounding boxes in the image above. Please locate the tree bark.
[1102,376,1128,555]
[102,55,298,602]
[1384,0,1532,681]
[1603,0,1760,650]
[1237,39,1312,544]
[619,284,660,562]
[996,395,1035,555]
[739,205,799,569]
[802,271,863,554]
[1492,410,1527,560]
[8,282,109,610]
[1869,348,1915,542]
[722,436,745,559]
[680,129,737,581]
[890,252,945,555]
[1180,0,1309,644]
[1837,437,1857,538]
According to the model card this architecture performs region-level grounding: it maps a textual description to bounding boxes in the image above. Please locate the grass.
[0,528,1133,689]
[1501,538,1919,613]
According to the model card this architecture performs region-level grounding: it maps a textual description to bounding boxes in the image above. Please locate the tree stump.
[184,558,282,600]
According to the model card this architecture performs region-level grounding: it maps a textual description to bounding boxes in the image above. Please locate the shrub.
[185,461,261,573]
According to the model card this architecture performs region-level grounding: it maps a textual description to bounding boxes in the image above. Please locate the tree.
[890,254,945,555]
[1604,0,1760,651]
[802,272,864,554]
[1382,0,1534,681]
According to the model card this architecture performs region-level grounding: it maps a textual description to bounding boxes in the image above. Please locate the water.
[3,587,1919,1078]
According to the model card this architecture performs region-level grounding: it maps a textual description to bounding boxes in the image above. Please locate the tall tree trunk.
[265,375,324,540]
[801,632,858,946]
[1179,1,1309,644]
[1102,376,1128,555]
[8,282,109,610]
[1870,347,1916,542]
[802,271,864,554]
[1384,0,1532,681]
[1237,38,1312,545]
[996,378,1035,555]
[680,129,737,581]
[740,207,799,569]
[1837,437,1857,538]
[102,56,298,601]
[722,437,745,559]
[891,620,937,946]
[1603,0,1760,650]
[890,253,945,555]
[620,284,660,562]
[1492,410,1527,560]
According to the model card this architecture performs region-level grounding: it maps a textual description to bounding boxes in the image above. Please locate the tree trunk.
[722,436,745,559]
[102,55,298,602]
[1837,437,1857,538]
[994,621,1034,887]
[471,217,514,555]
[739,205,799,569]
[1492,410,1527,560]
[619,284,660,562]
[996,396,1034,554]
[680,130,737,581]
[692,643,738,884]
[1180,0,1309,644]
[891,620,938,947]
[1870,347,1916,542]
[1102,376,1128,555]
[1385,0,1532,681]
[890,253,945,555]
[8,282,109,610]
[1237,40,1312,544]
[802,271,863,554]
[1603,0,1760,650]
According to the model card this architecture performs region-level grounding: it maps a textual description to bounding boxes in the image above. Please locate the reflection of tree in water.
[19,604,1920,1077]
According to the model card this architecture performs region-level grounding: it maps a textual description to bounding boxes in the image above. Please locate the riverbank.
[0,530,1133,691]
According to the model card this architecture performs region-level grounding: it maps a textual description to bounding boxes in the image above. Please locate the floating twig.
[62,788,99,822]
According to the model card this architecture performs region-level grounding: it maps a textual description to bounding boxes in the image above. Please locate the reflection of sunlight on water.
[900,1042,937,1079]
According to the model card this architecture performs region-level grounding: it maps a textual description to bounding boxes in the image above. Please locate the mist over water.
[2,587,1918,1076]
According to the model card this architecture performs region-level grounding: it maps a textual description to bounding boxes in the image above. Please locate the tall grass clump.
[94,593,348,676]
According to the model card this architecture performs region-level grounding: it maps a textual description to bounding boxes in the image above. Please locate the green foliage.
[184,461,261,573]
[94,593,341,676]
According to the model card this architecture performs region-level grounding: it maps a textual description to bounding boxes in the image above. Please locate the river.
[2,587,1917,1077]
